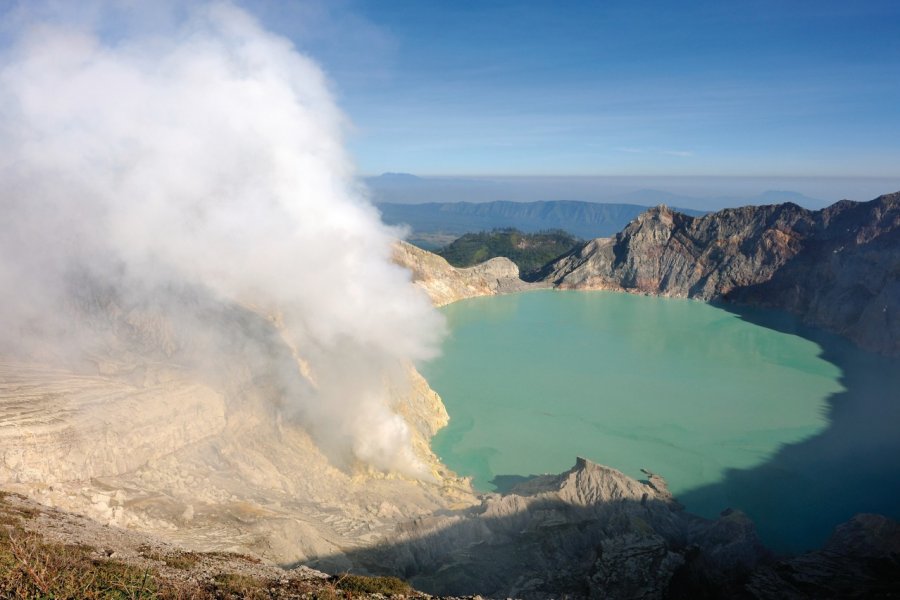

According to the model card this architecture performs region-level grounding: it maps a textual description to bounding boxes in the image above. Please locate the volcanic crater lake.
[422,290,900,553]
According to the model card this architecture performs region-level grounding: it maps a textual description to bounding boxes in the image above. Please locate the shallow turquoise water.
[420,290,900,551]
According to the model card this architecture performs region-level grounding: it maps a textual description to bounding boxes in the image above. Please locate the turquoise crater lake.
[421,290,900,552]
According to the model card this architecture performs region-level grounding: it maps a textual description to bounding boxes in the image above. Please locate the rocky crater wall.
[540,193,900,355]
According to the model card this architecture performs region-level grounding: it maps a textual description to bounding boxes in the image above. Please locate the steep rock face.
[343,458,767,600]
[393,240,544,306]
[728,196,900,355]
[543,202,814,298]
[542,193,900,354]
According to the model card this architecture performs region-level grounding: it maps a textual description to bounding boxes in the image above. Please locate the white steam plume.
[0,2,445,477]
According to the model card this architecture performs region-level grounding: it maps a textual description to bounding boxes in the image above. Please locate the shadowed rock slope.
[317,458,900,600]
[314,457,768,598]
[747,513,900,599]
[0,490,446,599]
[541,193,900,354]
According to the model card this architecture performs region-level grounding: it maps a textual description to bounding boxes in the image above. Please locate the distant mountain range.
[377,200,707,241]
[364,172,828,210]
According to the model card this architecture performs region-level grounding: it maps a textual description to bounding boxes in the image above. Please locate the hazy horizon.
[363,173,900,210]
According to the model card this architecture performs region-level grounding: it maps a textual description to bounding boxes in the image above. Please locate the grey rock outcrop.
[589,533,684,600]
[339,458,768,600]
[728,196,900,355]
[541,193,900,354]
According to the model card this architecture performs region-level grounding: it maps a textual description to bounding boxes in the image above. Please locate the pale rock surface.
[0,237,540,567]
[0,277,476,566]
[0,490,336,589]
[0,361,226,485]
[392,240,544,306]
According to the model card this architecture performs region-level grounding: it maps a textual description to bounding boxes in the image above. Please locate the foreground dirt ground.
[0,490,457,600]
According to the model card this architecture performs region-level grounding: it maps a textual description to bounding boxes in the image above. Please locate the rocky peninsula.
[393,240,544,306]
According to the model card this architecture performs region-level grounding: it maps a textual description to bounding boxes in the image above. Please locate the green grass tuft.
[333,573,413,595]
[0,528,158,599]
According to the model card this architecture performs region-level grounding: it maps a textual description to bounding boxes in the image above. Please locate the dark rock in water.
[745,514,900,599]
[541,193,900,355]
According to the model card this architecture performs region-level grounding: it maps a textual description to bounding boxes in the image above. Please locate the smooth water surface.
[422,290,900,552]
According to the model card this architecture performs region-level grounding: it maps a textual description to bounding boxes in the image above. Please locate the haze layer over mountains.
[364,172,900,210]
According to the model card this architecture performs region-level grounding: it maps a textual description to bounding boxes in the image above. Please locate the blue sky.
[5,0,895,181]
[245,0,900,179]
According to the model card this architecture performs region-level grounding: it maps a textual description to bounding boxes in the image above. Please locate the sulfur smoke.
[0,2,445,477]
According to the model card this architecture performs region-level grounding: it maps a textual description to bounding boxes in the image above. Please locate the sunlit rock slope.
[393,240,545,306]
[0,278,475,566]
[541,193,900,354]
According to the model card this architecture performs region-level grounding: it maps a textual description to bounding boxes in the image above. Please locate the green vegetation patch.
[162,551,201,570]
[0,528,157,599]
[206,549,263,564]
[437,228,581,280]
[0,494,38,527]
[211,572,268,599]
[333,573,412,595]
